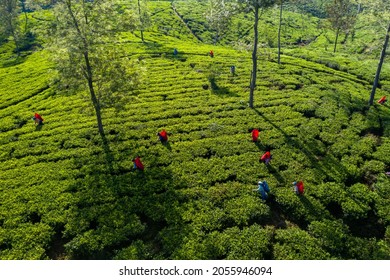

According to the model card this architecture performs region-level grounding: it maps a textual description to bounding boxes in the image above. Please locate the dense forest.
[0,0,389,260]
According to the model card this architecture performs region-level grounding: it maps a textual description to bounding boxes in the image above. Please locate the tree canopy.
[45,0,142,137]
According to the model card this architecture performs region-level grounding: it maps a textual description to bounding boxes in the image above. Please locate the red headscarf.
[261,151,271,161]
[252,129,259,142]
[133,157,144,171]
[297,181,304,194]
[378,96,387,104]
[160,130,168,141]
[34,113,43,121]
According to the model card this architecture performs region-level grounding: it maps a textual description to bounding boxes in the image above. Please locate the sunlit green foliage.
[0,0,389,260]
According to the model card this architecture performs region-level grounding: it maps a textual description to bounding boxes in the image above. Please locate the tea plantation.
[0,1,390,260]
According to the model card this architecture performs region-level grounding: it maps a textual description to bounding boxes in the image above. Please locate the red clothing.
[159,130,168,141]
[378,96,387,104]
[297,181,304,194]
[252,129,259,142]
[34,113,43,121]
[261,151,271,161]
[210,50,214,57]
[133,157,144,171]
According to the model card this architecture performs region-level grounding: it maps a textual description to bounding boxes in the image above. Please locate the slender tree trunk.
[24,12,28,33]
[369,22,390,106]
[300,12,306,40]
[334,28,340,53]
[4,0,19,53]
[277,1,283,64]
[84,51,105,138]
[21,0,28,32]
[66,1,105,138]
[138,0,144,42]
[9,24,20,55]
[249,6,259,108]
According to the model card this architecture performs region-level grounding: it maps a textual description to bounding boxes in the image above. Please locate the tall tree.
[136,0,150,42]
[47,0,140,139]
[137,0,144,42]
[366,0,390,105]
[277,0,284,64]
[205,0,233,44]
[19,0,28,32]
[0,0,21,52]
[326,0,357,53]
[237,0,275,108]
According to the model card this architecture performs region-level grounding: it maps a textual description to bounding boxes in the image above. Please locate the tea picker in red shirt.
[132,156,144,171]
[209,50,214,58]
[32,113,44,125]
[260,151,272,165]
[252,129,259,142]
[293,181,304,195]
[157,129,168,143]
[378,96,387,105]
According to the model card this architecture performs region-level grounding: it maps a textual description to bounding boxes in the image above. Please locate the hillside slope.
[0,1,389,260]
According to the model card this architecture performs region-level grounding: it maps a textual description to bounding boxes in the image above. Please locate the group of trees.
[326,0,357,53]
[230,0,390,108]
[1,0,144,140]
[46,0,141,139]
[204,0,387,108]
[0,0,389,138]
[367,0,390,105]
[0,0,35,53]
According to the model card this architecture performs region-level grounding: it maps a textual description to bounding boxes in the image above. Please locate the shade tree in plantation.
[365,0,390,105]
[19,0,28,33]
[136,0,151,42]
[325,0,357,53]
[205,0,234,44]
[276,0,303,63]
[236,0,275,108]
[276,0,289,64]
[0,0,39,51]
[0,0,47,50]
[277,0,282,64]
[0,0,21,51]
[44,0,141,139]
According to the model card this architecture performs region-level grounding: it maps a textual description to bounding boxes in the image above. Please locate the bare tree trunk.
[138,0,144,42]
[277,1,283,64]
[84,51,105,138]
[66,0,105,138]
[369,22,390,106]
[21,0,28,32]
[9,24,20,55]
[5,1,20,53]
[249,5,259,109]
[334,28,340,53]
[300,12,306,40]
